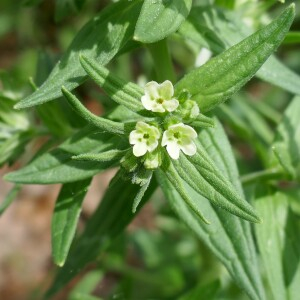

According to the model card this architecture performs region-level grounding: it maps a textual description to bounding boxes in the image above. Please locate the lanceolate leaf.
[175,5,295,112]
[179,5,300,96]
[158,119,265,300]
[52,179,91,266]
[15,0,143,109]
[158,119,264,300]
[79,55,145,114]
[134,0,192,43]
[47,171,157,297]
[170,145,260,223]
[255,192,300,300]
[4,126,125,184]
[61,87,125,135]
[270,96,300,180]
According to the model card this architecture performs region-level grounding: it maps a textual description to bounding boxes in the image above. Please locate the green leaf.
[0,95,29,128]
[179,5,300,95]
[160,157,210,224]
[4,126,124,184]
[170,144,260,223]
[52,179,91,266]
[134,0,192,43]
[61,87,125,135]
[72,149,127,162]
[0,184,21,215]
[69,270,103,300]
[230,96,273,145]
[158,119,265,300]
[179,280,220,300]
[283,31,300,44]
[79,55,146,114]
[34,51,73,137]
[132,172,152,213]
[177,5,297,111]
[15,0,143,109]
[47,171,157,297]
[270,96,300,180]
[255,192,300,300]
[0,130,35,167]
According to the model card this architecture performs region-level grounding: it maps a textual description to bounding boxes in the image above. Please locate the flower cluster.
[129,80,199,168]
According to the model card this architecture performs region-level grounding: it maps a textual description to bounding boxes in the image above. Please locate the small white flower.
[162,123,197,160]
[129,121,161,157]
[141,80,179,113]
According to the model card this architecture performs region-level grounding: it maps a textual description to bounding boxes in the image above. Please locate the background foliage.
[0,0,300,299]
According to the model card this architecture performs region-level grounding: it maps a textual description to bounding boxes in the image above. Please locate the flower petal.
[141,95,154,111]
[147,140,159,152]
[161,131,169,146]
[129,130,142,144]
[163,99,179,112]
[158,80,174,99]
[145,81,159,99]
[181,142,197,156]
[182,125,197,138]
[151,103,165,113]
[166,142,181,160]
[133,143,147,157]
[136,121,148,131]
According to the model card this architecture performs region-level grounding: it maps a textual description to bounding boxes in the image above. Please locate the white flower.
[141,80,179,113]
[162,123,197,160]
[129,121,161,157]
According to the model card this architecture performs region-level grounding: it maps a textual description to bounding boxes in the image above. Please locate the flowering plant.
[1,0,300,299]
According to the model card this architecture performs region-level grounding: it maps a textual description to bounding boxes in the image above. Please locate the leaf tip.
[289,2,295,11]
[13,103,22,110]
[79,53,87,65]
[252,215,262,224]
[133,35,139,41]
[3,173,13,182]
[55,260,65,267]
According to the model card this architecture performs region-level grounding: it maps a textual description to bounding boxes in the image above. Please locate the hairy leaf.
[15,0,143,109]
[4,126,125,184]
[47,171,157,296]
[52,179,91,266]
[255,192,300,300]
[270,96,300,180]
[158,119,265,300]
[61,87,125,135]
[176,5,295,111]
[179,5,300,96]
[79,55,145,113]
[134,0,192,43]
[170,146,260,223]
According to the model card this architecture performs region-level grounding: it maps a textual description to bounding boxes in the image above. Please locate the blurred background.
[0,0,299,299]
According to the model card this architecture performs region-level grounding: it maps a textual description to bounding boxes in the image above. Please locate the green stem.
[240,168,283,185]
[147,39,176,83]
